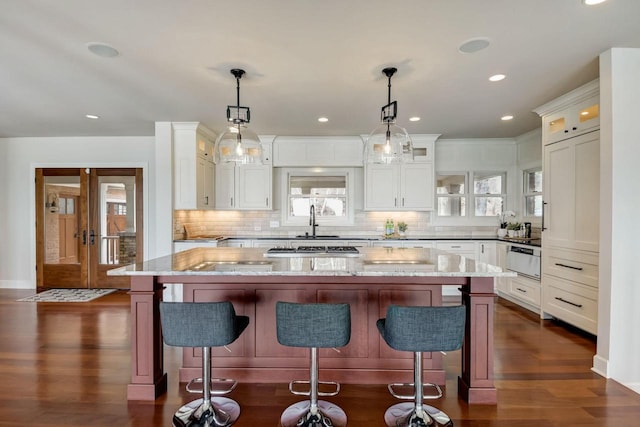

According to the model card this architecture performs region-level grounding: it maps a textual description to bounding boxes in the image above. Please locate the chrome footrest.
[186,377,238,396]
[388,382,442,400]
[289,380,341,397]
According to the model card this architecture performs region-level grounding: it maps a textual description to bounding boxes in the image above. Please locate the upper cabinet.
[535,79,599,145]
[173,122,216,210]
[273,136,363,167]
[364,135,438,211]
[215,138,273,210]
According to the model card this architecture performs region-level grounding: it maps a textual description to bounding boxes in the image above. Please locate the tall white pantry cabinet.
[535,79,600,335]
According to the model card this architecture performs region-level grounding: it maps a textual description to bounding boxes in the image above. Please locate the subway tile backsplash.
[173,210,499,240]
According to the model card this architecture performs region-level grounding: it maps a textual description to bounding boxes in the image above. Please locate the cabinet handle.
[402,197,405,207]
[572,127,577,131]
[451,245,461,248]
[265,197,269,206]
[541,201,547,231]
[516,287,527,294]
[394,197,397,207]
[230,197,233,207]
[205,196,209,205]
[564,130,569,133]
[555,296,583,308]
[481,244,485,253]
[555,263,583,271]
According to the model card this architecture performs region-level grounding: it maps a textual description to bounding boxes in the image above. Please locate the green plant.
[506,222,521,230]
[397,221,408,232]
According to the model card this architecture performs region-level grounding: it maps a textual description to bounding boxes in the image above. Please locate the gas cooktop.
[264,246,360,257]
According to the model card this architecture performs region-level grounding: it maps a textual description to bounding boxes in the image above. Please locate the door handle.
[90,230,96,245]
[82,230,87,245]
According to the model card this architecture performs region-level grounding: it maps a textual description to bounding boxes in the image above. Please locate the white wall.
[0,136,157,289]
[595,48,640,393]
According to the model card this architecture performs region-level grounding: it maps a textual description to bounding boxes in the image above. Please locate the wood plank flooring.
[1,289,639,426]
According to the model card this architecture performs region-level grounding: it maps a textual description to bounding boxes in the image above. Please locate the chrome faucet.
[309,204,318,237]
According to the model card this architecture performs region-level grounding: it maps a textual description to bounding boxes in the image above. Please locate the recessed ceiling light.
[86,42,120,58]
[489,74,506,82]
[501,115,514,121]
[583,0,608,5]
[85,114,100,119]
[458,37,491,54]
[318,117,329,123]
[409,117,421,122]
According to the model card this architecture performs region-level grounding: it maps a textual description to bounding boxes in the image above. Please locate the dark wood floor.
[1,289,639,426]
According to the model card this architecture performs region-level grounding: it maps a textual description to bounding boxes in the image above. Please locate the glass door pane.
[97,175,137,266]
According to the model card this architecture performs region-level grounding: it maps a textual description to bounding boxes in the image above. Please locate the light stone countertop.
[109,247,516,278]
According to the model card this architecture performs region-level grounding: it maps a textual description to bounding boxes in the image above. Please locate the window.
[436,170,507,219]
[283,169,354,225]
[473,172,505,217]
[523,168,542,217]
[436,173,466,217]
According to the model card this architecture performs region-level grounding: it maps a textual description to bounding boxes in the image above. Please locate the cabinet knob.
[572,127,577,130]
[564,130,569,133]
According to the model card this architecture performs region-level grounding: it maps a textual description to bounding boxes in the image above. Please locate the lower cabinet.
[495,242,542,314]
[173,241,218,253]
[541,247,598,335]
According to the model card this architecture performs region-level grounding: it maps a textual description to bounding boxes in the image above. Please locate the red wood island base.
[125,274,497,404]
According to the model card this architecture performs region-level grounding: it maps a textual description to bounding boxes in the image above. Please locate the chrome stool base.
[173,396,241,427]
[383,402,453,427]
[280,400,347,427]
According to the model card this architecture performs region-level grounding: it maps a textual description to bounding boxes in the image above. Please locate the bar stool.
[160,301,249,427]
[377,305,466,427]
[276,301,351,427]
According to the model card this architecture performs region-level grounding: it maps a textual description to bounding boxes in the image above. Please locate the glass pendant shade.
[214,125,262,164]
[364,66,413,164]
[364,123,413,164]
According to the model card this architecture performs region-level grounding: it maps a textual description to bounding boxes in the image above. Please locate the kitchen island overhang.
[110,247,515,404]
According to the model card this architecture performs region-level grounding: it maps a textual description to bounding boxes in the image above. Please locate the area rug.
[17,288,117,302]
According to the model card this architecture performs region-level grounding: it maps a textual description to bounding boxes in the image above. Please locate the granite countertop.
[174,235,542,247]
[109,247,516,278]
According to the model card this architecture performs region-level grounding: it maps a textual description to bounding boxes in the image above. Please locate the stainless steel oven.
[506,245,541,281]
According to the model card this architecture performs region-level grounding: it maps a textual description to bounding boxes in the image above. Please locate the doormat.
[17,288,117,302]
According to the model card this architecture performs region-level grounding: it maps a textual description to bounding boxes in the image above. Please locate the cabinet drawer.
[543,247,598,287]
[435,241,475,254]
[542,275,597,334]
[508,276,541,307]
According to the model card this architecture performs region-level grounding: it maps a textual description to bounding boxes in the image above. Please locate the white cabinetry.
[536,80,600,335]
[372,240,434,248]
[215,141,273,210]
[495,242,541,313]
[543,131,600,252]
[365,163,434,211]
[173,123,216,210]
[364,135,436,211]
[476,241,496,266]
[273,136,363,167]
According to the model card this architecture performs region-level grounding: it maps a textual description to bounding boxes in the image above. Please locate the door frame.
[35,167,144,289]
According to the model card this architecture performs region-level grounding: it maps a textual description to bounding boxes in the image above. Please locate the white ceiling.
[2,0,639,140]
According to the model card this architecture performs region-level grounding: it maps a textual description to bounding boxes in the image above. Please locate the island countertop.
[108,247,516,278]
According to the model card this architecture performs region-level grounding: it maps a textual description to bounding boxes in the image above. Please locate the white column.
[595,48,640,394]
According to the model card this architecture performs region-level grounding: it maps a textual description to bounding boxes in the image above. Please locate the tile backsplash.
[173,209,500,240]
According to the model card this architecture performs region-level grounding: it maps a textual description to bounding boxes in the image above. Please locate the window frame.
[472,171,507,217]
[435,171,468,218]
[522,167,543,219]
[280,167,355,227]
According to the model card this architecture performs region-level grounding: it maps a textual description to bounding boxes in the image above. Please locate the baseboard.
[592,354,609,378]
[0,280,34,289]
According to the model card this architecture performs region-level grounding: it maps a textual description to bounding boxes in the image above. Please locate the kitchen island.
[109,247,515,404]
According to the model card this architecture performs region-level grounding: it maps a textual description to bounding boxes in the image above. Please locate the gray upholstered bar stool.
[276,301,351,427]
[377,305,466,427]
[160,301,249,427]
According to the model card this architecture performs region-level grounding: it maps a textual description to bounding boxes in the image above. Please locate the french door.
[36,168,143,289]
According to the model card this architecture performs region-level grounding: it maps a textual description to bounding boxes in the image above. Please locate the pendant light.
[214,68,262,164]
[364,67,413,164]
